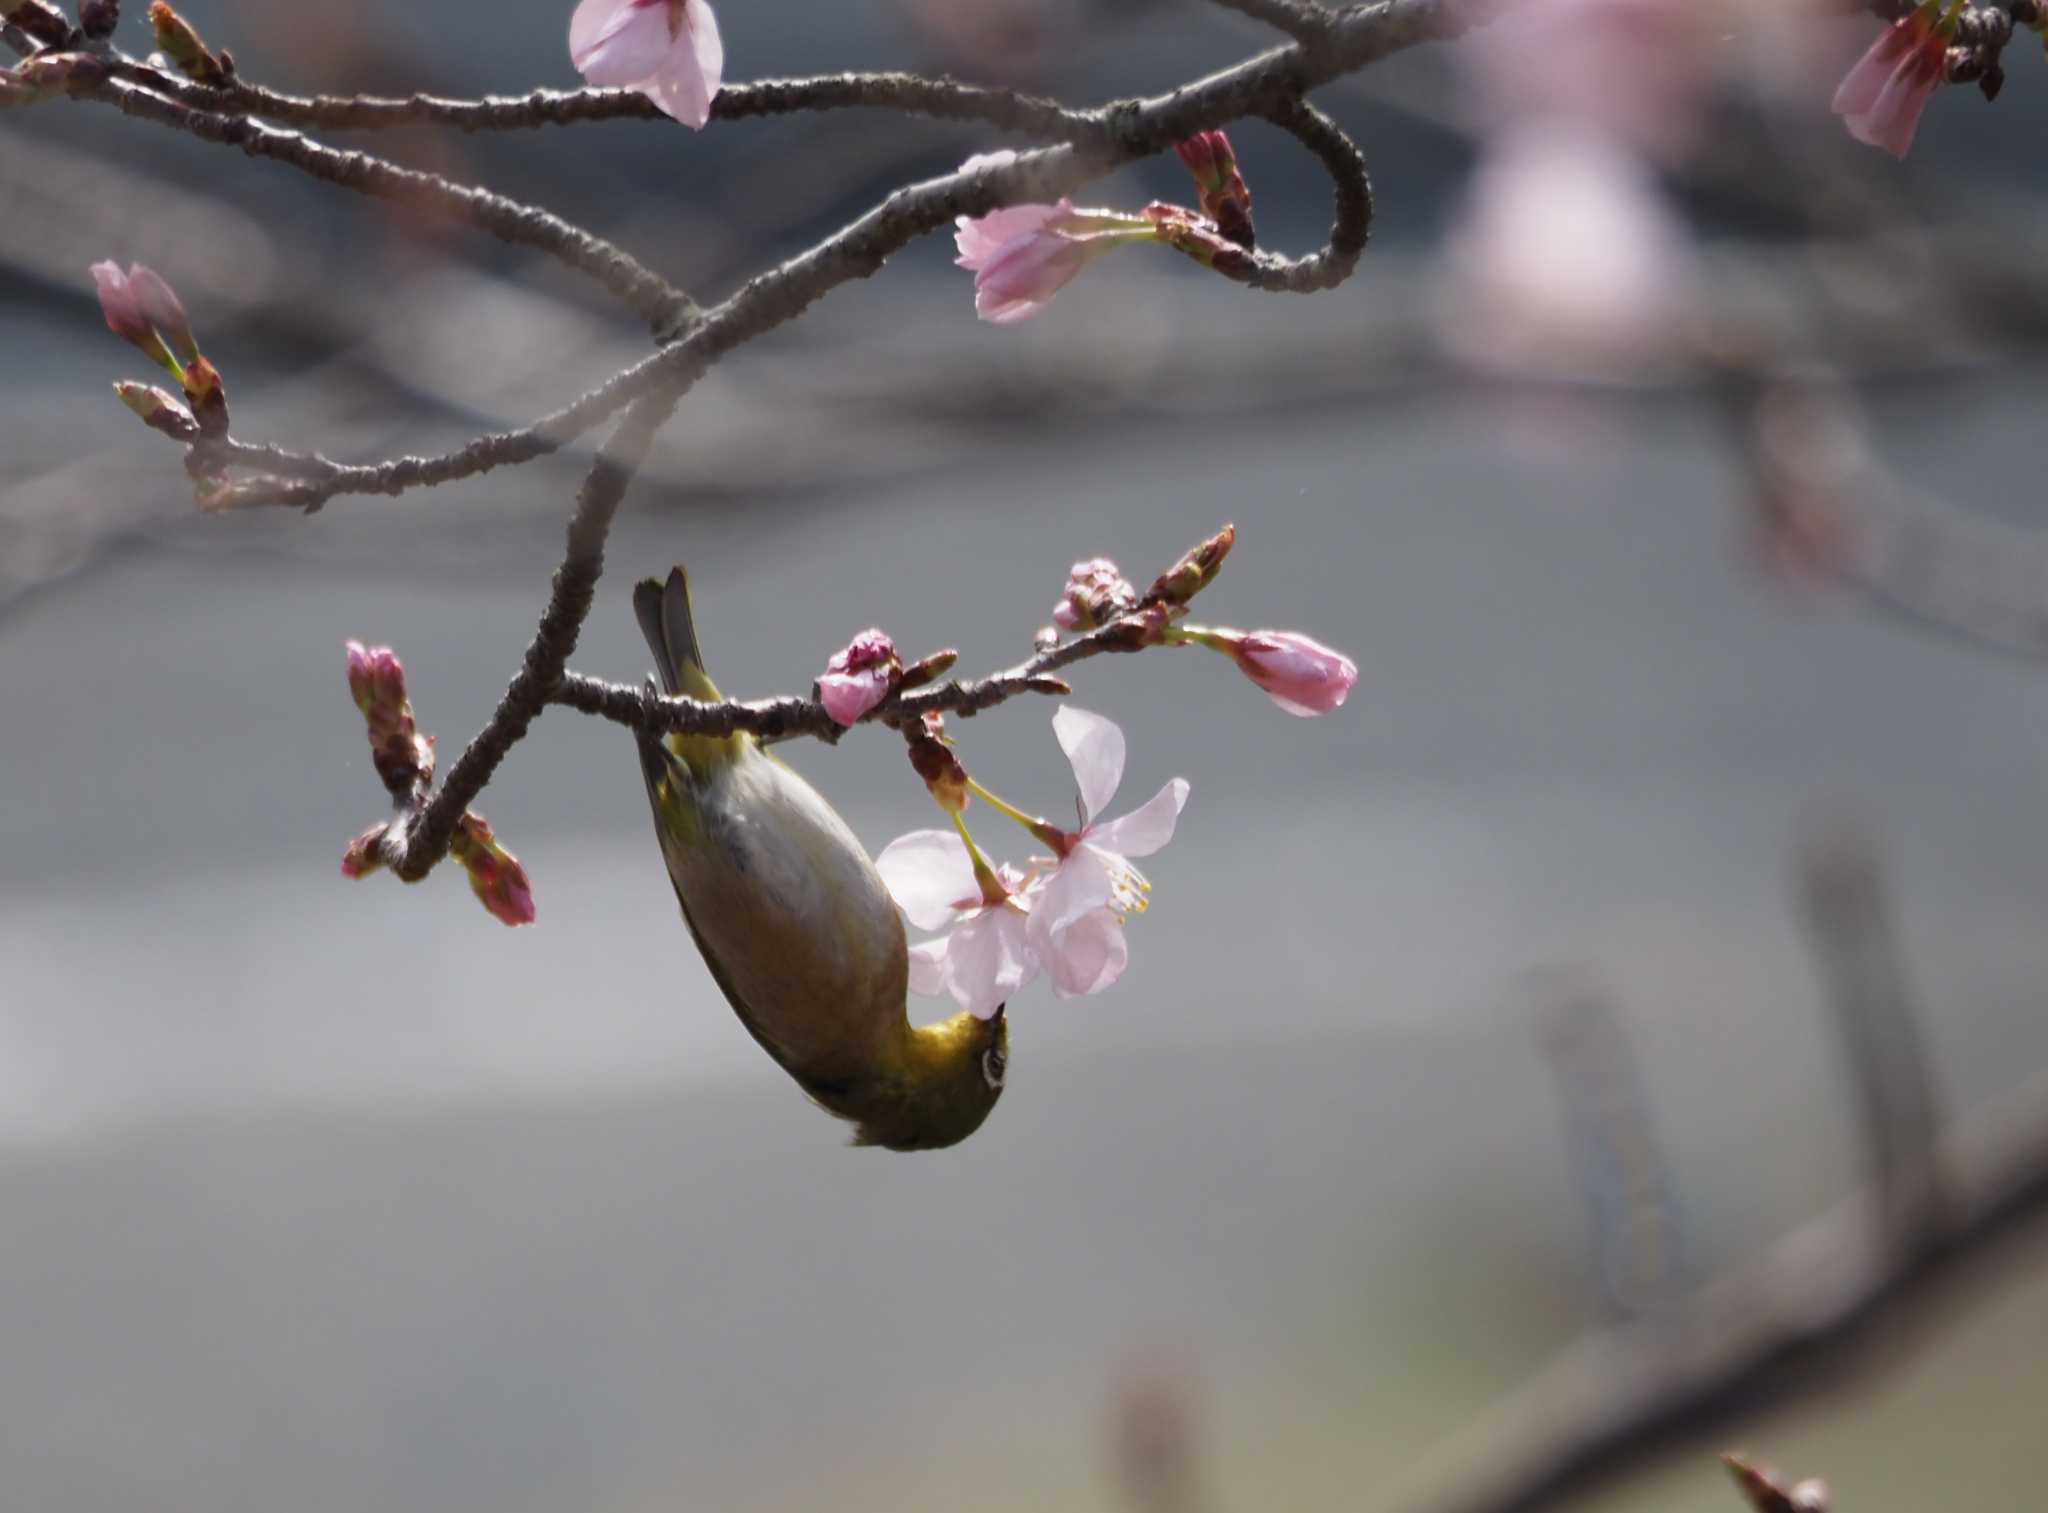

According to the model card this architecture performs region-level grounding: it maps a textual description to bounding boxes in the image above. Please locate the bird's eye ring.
[981,1046,1006,1091]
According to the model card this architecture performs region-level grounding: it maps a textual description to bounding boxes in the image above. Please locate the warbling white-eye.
[633,567,1008,1150]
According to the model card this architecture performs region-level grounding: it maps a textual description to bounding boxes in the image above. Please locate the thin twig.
[52,70,694,332]
[549,615,1141,744]
[379,393,676,880]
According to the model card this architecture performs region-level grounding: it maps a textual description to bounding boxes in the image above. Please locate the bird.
[633,566,1008,1150]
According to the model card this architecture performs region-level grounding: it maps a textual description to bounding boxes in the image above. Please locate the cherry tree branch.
[549,615,1144,745]
[377,392,676,881]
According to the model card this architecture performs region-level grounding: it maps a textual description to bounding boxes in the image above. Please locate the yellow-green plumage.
[634,567,1007,1151]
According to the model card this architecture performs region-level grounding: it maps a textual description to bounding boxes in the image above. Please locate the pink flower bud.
[1053,557,1140,632]
[1219,630,1358,717]
[818,628,902,726]
[1172,130,1255,249]
[1174,131,1233,192]
[450,812,537,927]
[89,261,196,374]
[344,641,435,792]
[339,822,390,879]
[1832,1,1953,159]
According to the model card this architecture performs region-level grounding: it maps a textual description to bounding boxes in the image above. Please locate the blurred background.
[6,0,2048,1509]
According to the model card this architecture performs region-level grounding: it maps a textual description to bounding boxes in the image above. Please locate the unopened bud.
[896,648,959,692]
[1053,557,1139,632]
[907,728,971,814]
[181,352,228,434]
[1172,131,1256,249]
[1103,603,1173,651]
[114,380,200,440]
[14,50,111,96]
[147,1,227,85]
[79,0,119,38]
[1146,522,1235,607]
[339,822,390,879]
[4,0,70,46]
[345,640,435,793]
[449,811,536,926]
[818,627,902,727]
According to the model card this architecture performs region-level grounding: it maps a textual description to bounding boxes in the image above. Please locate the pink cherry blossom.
[1026,707,1189,997]
[1223,630,1358,717]
[1831,3,1948,159]
[570,0,723,129]
[877,829,1037,1017]
[818,628,901,727]
[1437,125,1697,381]
[953,153,1150,323]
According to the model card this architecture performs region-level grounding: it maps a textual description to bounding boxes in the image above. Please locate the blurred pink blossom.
[1831,2,1949,158]
[1437,126,1697,382]
[1463,0,1713,158]
[569,0,723,129]
[818,628,901,726]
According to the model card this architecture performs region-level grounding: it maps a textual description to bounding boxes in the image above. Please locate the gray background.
[5,2,2048,1510]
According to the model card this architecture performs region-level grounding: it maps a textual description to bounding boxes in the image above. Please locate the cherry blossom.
[1217,630,1358,717]
[954,153,1155,323]
[1026,707,1189,997]
[877,829,1038,1017]
[570,0,724,129]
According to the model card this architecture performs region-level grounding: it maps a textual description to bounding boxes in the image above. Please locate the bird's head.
[844,1005,1009,1152]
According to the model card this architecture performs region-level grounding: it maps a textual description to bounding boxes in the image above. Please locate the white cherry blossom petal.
[1089,777,1190,859]
[570,0,673,84]
[876,828,978,932]
[1053,705,1125,824]
[943,909,1034,1018]
[1045,910,1129,997]
[907,938,949,997]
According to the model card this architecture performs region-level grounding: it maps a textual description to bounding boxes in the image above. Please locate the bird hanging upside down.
[633,566,1008,1151]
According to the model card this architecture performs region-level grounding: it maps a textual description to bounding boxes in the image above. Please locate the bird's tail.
[634,565,721,702]
[634,565,743,786]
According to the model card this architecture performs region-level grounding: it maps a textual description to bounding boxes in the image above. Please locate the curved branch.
[73,73,695,332]
[1246,94,1373,290]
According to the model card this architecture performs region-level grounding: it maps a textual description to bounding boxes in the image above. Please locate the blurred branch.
[1533,974,1687,1319]
[1795,808,1948,1248]
[1738,375,2048,666]
[1385,827,2025,1513]
[1391,1047,2048,1513]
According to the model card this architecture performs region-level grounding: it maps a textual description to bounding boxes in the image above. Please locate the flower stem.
[950,810,1010,907]
[966,777,1068,852]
